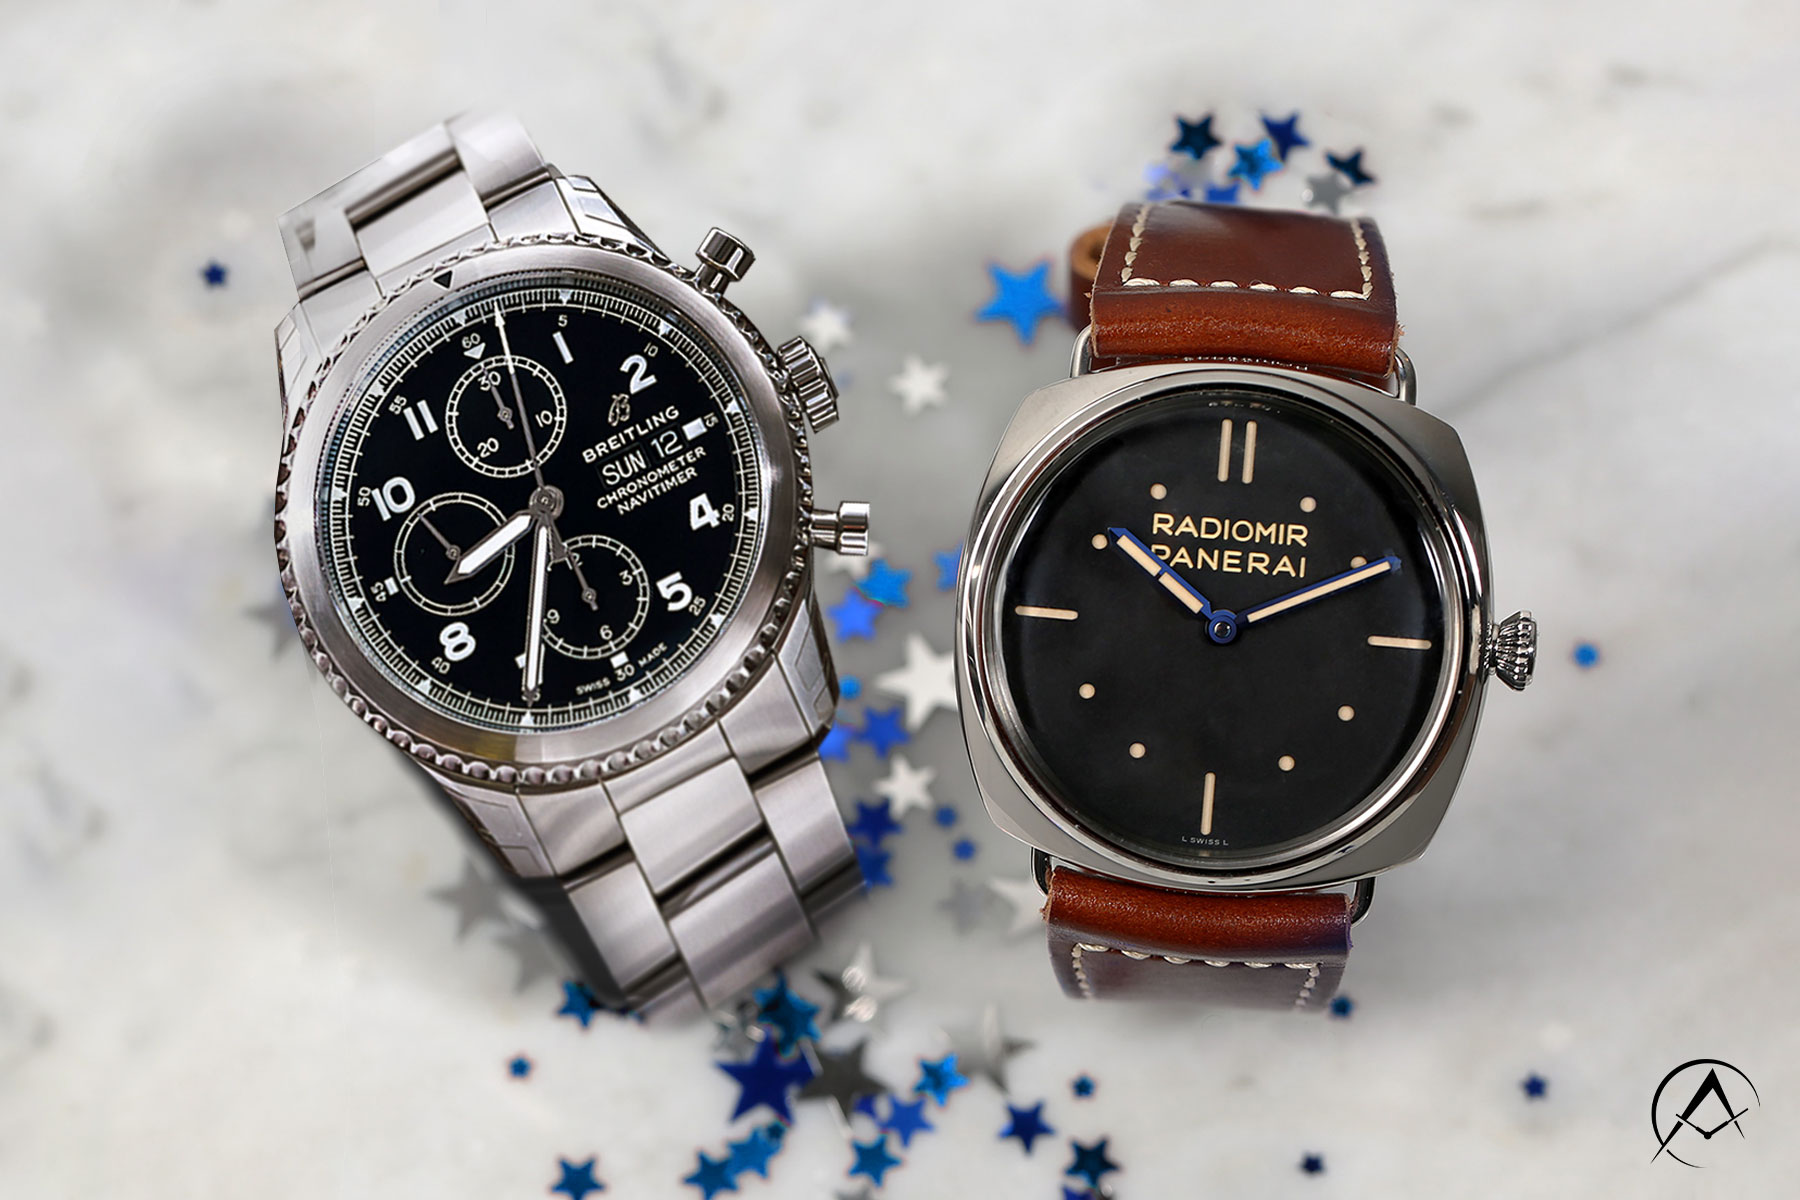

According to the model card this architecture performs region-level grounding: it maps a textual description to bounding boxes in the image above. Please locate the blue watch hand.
[1239,555,1402,626]
[1107,527,1212,618]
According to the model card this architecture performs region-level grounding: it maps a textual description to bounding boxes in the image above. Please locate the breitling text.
[595,446,706,514]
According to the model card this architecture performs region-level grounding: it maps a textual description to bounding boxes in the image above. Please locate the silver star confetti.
[873,633,959,732]
[939,879,992,933]
[428,859,511,940]
[710,996,766,1058]
[826,538,885,582]
[887,354,949,415]
[947,1003,1034,1093]
[798,1038,890,1121]
[815,943,910,1028]
[798,298,854,353]
[873,753,937,819]
[987,876,1047,937]
[1303,171,1352,215]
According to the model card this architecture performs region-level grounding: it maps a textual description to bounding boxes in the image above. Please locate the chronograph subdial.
[543,535,652,662]
[445,354,568,478]
[392,492,516,616]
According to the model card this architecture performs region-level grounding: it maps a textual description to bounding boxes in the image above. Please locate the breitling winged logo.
[607,392,631,427]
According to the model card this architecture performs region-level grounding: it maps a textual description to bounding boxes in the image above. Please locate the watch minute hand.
[447,509,532,583]
[1239,555,1402,626]
[1107,527,1211,618]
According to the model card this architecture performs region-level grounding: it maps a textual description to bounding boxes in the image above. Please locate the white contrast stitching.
[1067,941,1324,1007]
[1119,209,1374,300]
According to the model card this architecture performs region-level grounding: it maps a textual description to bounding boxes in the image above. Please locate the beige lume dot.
[1090,533,1108,550]
[1300,496,1318,513]
[1129,742,1147,759]
[1150,483,1168,500]
[1079,683,1096,699]
[1278,755,1296,771]
[1338,705,1356,722]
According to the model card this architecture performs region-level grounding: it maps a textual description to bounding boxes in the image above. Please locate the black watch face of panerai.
[995,386,1456,870]
[315,269,765,733]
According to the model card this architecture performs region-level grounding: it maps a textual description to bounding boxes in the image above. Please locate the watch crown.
[1486,610,1538,691]
[810,501,870,556]
[776,336,840,431]
[693,227,753,293]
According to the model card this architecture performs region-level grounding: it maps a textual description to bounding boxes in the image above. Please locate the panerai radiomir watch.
[272,113,870,1020]
[957,202,1536,1010]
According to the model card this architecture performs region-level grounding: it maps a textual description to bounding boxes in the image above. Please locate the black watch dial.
[996,387,1452,868]
[317,270,765,733]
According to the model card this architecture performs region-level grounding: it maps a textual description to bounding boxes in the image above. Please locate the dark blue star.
[880,1095,935,1148]
[857,560,912,608]
[1064,1190,1094,1200]
[1260,112,1310,161]
[681,1150,736,1199]
[1522,1073,1548,1100]
[857,706,909,758]
[976,260,1062,345]
[999,1101,1056,1154]
[840,675,862,700]
[1072,1075,1095,1098]
[848,1135,902,1187]
[1170,113,1221,159]
[551,1155,605,1199]
[1065,1138,1120,1189]
[1203,180,1241,204]
[855,841,893,889]
[1228,139,1282,191]
[934,546,962,591]
[717,1036,815,1122]
[1326,148,1377,186]
[933,804,957,829]
[1300,1152,1326,1175]
[754,975,822,1054]
[847,799,903,847]
[914,1054,968,1107]
[952,838,977,861]
[819,720,854,762]
[556,980,601,1029]
[508,1054,533,1079]
[200,260,228,287]
[854,1094,882,1121]
[827,588,882,641]
[725,1123,784,1180]
[1573,641,1600,669]
[1329,995,1354,1018]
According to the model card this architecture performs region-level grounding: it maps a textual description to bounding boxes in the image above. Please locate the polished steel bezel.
[276,234,812,786]
[957,357,1492,892]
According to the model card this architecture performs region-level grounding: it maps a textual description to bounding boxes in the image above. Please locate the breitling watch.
[273,113,869,1020]
[957,201,1536,1010]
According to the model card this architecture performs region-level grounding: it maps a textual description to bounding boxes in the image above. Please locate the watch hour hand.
[1239,555,1402,626]
[1107,527,1212,618]
[448,509,532,583]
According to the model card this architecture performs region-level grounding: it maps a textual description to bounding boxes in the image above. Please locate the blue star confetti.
[976,260,1062,345]
[718,1036,815,1122]
[726,1123,785,1180]
[1573,641,1600,669]
[840,675,862,700]
[848,1135,902,1187]
[914,1054,968,1107]
[1329,995,1355,1019]
[551,1156,605,1199]
[934,547,961,591]
[857,560,912,608]
[200,260,228,287]
[1260,112,1310,161]
[952,838,977,861]
[1228,138,1282,191]
[1301,1152,1326,1175]
[1000,1101,1056,1154]
[880,1095,935,1148]
[556,980,601,1029]
[819,720,854,762]
[1072,1075,1095,1098]
[681,1151,736,1199]
[855,1094,882,1121]
[847,799,903,848]
[1143,163,1192,203]
[1522,1073,1548,1100]
[1066,1138,1120,1190]
[827,589,882,642]
[856,706,910,759]
[1064,1190,1095,1200]
[933,804,957,829]
[1170,113,1221,159]
[1327,148,1377,186]
[855,842,893,889]
[754,975,822,1054]
[1203,180,1241,204]
[508,1054,533,1079]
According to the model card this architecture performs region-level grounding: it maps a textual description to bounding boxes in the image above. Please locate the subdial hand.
[417,512,462,563]
[1238,555,1402,626]
[482,376,515,429]
[494,310,546,488]
[520,522,552,703]
[561,540,600,611]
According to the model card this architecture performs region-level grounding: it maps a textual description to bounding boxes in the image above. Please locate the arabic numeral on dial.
[439,621,476,662]
[400,401,438,440]
[370,476,416,521]
[620,354,658,393]
[689,492,723,530]
[477,436,500,458]
[656,572,694,612]
[654,430,680,457]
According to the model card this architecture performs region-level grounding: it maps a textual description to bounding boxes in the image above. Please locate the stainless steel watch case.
[276,232,818,788]
[956,346,1494,894]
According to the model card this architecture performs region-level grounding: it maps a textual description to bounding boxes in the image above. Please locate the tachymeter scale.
[317,271,765,732]
[995,388,1450,868]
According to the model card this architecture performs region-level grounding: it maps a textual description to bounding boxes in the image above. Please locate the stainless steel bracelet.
[280,115,860,1021]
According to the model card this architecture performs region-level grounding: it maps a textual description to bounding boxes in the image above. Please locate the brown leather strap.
[1045,867,1350,1010]
[1086,201,1398,381]
[1067,221,1110,327]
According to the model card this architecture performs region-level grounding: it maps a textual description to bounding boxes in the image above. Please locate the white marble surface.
[2,1,1798,1195]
